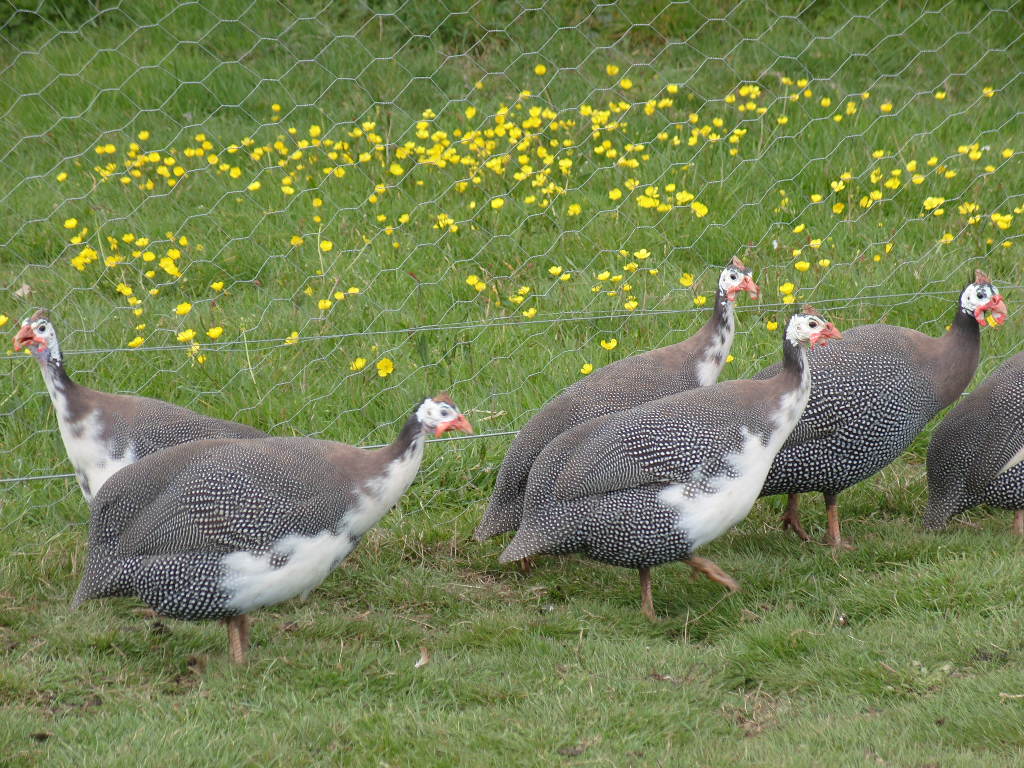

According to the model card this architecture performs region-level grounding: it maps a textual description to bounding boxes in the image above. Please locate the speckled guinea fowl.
[501,309,840,619]
[924,350,1024,534]
[754,272,1008,549]
[476,257,760,544]
[72,394,472,663]
[14,310,266,502]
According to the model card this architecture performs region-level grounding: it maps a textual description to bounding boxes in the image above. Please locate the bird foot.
[686,556,740,592]
[822,536,856,551]
[781,514,813,542]
[517,557,535,575]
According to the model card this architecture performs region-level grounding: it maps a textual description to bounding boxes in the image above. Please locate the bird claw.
[781,514,813,542]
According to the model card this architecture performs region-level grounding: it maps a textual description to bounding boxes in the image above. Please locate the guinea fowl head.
[719,256,761,302]
[416,392,473,438]
[959,270,1008,326]
[13,309,61,364]
[785,305,842,348]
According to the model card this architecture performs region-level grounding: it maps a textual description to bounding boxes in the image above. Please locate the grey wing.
[93,442,340,558]
[971,372,1024,491]
[547,394,755,502]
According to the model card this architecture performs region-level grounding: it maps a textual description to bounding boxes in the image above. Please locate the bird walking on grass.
[924,349,1024,534]
[500,308,840,619]
[72,394,472,663]
[755,271,1007,549]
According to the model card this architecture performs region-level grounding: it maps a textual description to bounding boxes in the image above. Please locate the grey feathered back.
[924,351,1024,529]
[74,437,363,618]
[504,376,787,563]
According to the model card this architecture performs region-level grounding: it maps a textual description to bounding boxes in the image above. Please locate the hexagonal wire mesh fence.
[1,0,1022,546]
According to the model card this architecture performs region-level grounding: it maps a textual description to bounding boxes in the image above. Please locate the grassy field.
[2,0,1024,764]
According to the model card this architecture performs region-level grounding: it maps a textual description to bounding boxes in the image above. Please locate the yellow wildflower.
[177,329,196,343]
[679,273,694,287]
[320,240,333,252]
[285,331,299,345]
[318,299,333,311]
[794,261,810,272]
[175,302,192,315]
[600,338,618,350]
[490,197,505,210]
[211,281,224,291]
[766,320,779,332]
[779,282,795,295]
[376,358,394,377]
[350,357,367,371]
[206,327,224,339]
[693,295,707,307]
[580,363,594,375]
[522,307,537,319]
[127,336,144,348]
[534,64,547,75]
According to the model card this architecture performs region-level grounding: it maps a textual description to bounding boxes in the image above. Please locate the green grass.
[2,0,1024,764]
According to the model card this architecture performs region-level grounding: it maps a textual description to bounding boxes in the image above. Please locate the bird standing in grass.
[924,349,1024,534]
[501,308,840,619]
[477,257,760,550]
[14,309,266,501]
[72,393,472,663]
[755,271,1007,549]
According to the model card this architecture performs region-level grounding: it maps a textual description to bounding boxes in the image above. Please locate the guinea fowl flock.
[12,266,1015,662]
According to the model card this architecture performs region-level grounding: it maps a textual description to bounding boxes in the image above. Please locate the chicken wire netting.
[1,0,1022,533]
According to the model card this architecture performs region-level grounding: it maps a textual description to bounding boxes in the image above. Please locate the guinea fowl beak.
[435,414,473,438]
[728,275,761,302]
[809,322,842,349]
[12,324,45,353]
[975,295,1008,326]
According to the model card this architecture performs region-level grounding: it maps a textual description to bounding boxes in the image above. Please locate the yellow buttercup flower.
[176,329,196,343]
[376,358,394,377]
[580,363,593,375]
[779,282,795,295]
[318,299,333,310]
[600,338,618,350]
[679,273,694,287]
[350,357,367,371]
[127,336,144,348]
[766,320,779,332]
[693,295,707,307]
[320,240,333,252]
[522,307,537,319]
[211,281,224,291]
[175,302,192,315]
[206,327,224,339]
[533,64,547,75]
[285,331,299,345]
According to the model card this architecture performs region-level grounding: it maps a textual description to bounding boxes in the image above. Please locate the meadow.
[1,0,1023,765]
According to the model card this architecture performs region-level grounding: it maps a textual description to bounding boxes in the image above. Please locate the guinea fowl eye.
[976,290,986,300]
[37,323,47,332]
[808,321,818,328]
[728,272,738,280]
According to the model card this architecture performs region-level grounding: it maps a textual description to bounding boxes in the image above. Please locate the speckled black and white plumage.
[477,260,759,543]
[753,276,1006,545]
[14,310,266,502]
[924,350,1024,531]
[500,311,834,580]
[72,395,472,626]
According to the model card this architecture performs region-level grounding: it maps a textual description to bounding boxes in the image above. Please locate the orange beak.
[809,322,842,349]
[434,413,473,438]
[727,275,761,302]
[13,324,44,353]
[976,295,1008,326]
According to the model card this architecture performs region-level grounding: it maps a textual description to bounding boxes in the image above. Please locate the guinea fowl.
[924,350,1024,534]
[755,271,1008,549]
[13,309,266,502]
[72,393,472,663]
[500,308,840,619]
[476,257,760,545]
